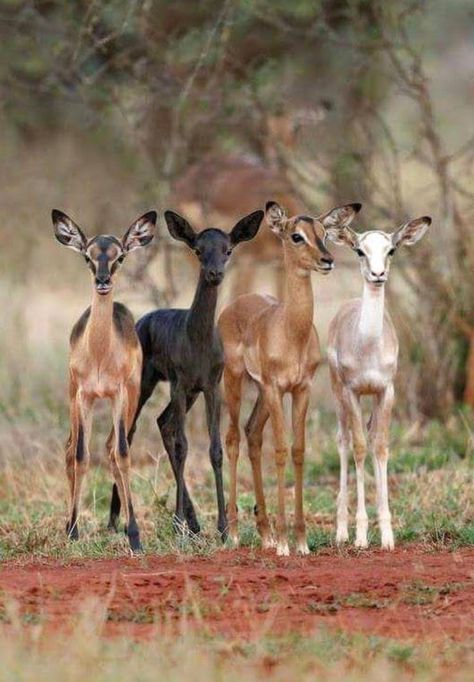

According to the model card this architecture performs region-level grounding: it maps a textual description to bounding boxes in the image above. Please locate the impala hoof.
[66,525,79,541]
[336,528,349,544]
[276,542,290,557]
[296,543,310,555]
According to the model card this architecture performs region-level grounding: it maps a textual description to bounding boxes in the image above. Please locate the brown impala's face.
[280,214,334,274]
[52,209,157,295]
[264,201,362,275]
[84,236,124,295]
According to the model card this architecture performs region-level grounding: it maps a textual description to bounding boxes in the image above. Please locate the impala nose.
[207,268,224,285]
[371,270,385,278]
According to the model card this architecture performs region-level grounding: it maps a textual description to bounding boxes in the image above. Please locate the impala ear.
[264,201,287,238]
[325,225,359,248]
[52,210,87,253]
[122,211,157,252]
[318,202,362,229]
[392,216,432,247]
[164,210,197,248]
[230,210,264,245]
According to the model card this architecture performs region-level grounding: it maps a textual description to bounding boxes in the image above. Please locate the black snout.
[371,270,385,278]
[321,256,334,266]
[206,268,224,285]
[95,273,112,294]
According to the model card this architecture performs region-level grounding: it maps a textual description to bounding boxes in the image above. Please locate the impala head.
[164,209,264,286]
[52,210,157,295]
[326,215,432,287]
[264,201,362,275]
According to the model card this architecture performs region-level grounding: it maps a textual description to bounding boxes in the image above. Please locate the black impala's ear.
[230,210,264,246]
[52,209,87,253]
[392,216,432,248]
[164,210,197,248]
[122,211,157,253]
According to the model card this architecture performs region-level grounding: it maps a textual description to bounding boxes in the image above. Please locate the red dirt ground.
[0,545,472,641]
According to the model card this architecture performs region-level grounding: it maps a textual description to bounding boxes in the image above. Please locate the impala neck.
[358,280,385,342]
[187,270,218,343]
[87,288,114,355]
[282,249,314,342]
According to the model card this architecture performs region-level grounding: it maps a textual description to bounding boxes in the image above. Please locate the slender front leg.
[108,361,159,531]
[291,385,310,555]
[334,395,351,544]
[204,385,228,541]
[223,366,243,545]
[264,384,289,556]
[371,384,395,550]
[110,386,142,553]
[343,387,368,548]
[66,389,93,541]
[245,391,273,549]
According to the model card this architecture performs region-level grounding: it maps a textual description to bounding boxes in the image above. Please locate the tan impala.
[218,200,361,555]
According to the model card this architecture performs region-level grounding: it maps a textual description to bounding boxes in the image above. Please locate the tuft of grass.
[0,603,472,682]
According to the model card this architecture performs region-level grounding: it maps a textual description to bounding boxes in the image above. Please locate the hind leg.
[157,394,201,533]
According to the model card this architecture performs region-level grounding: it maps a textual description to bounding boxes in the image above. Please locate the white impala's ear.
[52,209,87,253]
[264,200,287,238]
[392,216,432,247]
[122,211,157,252]
[325,225,359,248]
[318,203,361,248]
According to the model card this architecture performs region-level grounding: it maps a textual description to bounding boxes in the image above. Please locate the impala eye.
[291,233,304,244]
[194,248,201,257]
[226,249,232,256]
[355,248,365,257]
[388,248,395,257]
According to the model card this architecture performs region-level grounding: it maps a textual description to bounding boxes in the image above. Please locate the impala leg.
[108,361,159,532]
[372,384,395,550]
[66,390,93,541]
[343,387,368,548]
[204,385,228,541]
[223,366,243,546]
[264,385,289,556]
[336,405,351,544]
[157,382,188,534]
[245,391,273,549]
[291,385,310,555]
[158,395,200,535]
[110,385,142,553]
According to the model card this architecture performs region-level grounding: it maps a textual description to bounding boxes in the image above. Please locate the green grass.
[0,432,472,560]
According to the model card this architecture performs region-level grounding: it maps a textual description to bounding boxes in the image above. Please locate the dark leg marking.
[66,507,79,541]
[75,423,85,463]
[127,501,142,553]
[118,420,128,458]
[107,483,121,532]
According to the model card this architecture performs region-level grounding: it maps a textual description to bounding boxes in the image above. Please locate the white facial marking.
[357,231,393,285]
[297,228,311,245]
